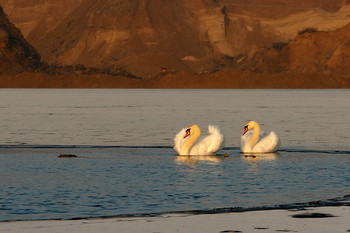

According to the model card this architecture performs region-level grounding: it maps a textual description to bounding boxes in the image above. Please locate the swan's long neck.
[179,127,201,155]
[249,123,260,147]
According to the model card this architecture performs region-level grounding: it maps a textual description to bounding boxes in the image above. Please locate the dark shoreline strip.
[0,145,174,149]
[3,195,350,222]
[0,145,349,155]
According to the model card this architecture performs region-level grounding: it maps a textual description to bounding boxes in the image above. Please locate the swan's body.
[241,121,280,153]
[174,125,224,155]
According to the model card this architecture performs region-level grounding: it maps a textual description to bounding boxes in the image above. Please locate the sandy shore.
[2,206,350,233]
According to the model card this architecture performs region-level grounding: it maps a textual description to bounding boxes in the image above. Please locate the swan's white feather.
[253,131,280,153]
[241,124,280,153]
[190,125,224,155]
[241,130,266,150]
[173,127,187,154]
[241,130,253,150]
[207,125,225,153]
[174,125,224,155]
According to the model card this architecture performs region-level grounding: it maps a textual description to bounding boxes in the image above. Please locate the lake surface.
[0,89,349,221]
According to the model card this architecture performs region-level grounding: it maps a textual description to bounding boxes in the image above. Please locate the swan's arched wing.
[173,127,187,154]
[253,131,280,153]
[207,125,225,153]
[191,125,224,155]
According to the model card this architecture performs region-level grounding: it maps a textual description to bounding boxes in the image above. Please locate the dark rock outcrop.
[0,6,42,74]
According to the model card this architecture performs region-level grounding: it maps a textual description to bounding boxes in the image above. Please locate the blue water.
[0,89,349,221]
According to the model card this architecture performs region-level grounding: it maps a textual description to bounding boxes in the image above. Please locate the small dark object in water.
[245,155,256,158]
[308,200,322,205]
[223,153,230,157]
[291,212,336,218]
[58,154,78,158]
[254,227,269,229]
[220,230,242,233]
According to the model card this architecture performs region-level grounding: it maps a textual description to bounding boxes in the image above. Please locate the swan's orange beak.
[184,129,191,138]
[242,126,248,135]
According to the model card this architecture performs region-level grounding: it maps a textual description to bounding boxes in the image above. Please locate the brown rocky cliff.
[0,6,42,74]
[237,23,350,75]
[0,0,350,89]
[288,24,350,75]
[2,0,349,77]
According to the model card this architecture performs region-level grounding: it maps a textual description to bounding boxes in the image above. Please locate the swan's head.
[242,121,257,135]
[183,125,200,139]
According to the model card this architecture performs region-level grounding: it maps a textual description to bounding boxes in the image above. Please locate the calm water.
[0,89,349,221]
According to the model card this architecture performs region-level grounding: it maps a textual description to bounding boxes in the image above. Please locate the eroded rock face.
[0,6,42,74]
[0,0,349,77]
[237,23,350,75]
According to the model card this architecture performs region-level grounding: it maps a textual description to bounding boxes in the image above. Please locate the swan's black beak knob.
[184,128,191,139]
[242,125,249,135]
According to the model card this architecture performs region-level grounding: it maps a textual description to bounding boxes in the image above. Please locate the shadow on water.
[279,148,350,155]
[43,195,350,221]
[1,145,349,155]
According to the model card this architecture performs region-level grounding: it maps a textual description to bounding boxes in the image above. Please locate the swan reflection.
[175,154,224,166]
[242,152,279,162]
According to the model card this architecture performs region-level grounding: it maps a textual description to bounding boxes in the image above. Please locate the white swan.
[241,121,280,153]
[174,125,224,155]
